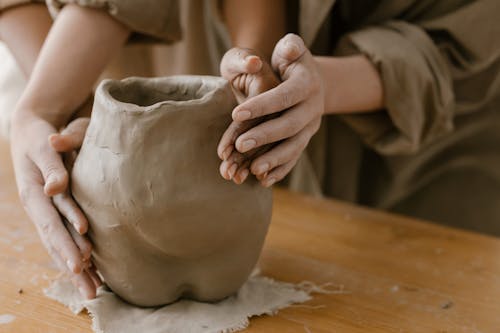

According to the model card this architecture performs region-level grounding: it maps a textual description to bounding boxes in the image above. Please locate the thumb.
[31,146,69,196]
[220,47,263,82]
[271,33,307,79]
[49,117,90,153]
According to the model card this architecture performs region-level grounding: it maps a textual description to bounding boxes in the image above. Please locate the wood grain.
[0,138,499,333]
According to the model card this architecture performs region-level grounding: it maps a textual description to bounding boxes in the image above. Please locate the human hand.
[218,34,324,187]
[49,117,101,291]
[217,47,281,184]
[10,111,99,299]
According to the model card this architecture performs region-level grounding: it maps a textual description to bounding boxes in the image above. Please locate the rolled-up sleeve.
[1,0,44,12]
[46,0,181,43]
[335,20,455,155]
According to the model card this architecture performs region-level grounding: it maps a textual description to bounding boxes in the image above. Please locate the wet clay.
[71,76,272,307]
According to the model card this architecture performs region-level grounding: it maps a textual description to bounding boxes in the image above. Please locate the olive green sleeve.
[45,0,181,43]
[334,0,500,156]
[335,20,455,155]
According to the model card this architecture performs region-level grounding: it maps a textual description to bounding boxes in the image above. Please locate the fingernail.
[244,55,262,72]
[45,175,62,192]
[48,134,58,144]
[222,145,233,160]
[83,251,91,261]
[45,178,57,189]
[263,178,276,187]
[48,174,61,184]
[286,43,300,56]
[240,169,249,181]
[228,163,238,180]
[255,163,270,175]
[234,110,251,121]
[244,55,255,62]
[240,139,257,152]
[77,224,85,235]
[67,259,78,273]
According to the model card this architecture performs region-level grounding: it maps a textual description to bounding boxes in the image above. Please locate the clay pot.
[71,76,272,307]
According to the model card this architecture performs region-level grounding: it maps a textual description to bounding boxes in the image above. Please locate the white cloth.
[45,273,316,333]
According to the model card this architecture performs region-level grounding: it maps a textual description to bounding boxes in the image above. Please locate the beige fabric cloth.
[45,273,316,333]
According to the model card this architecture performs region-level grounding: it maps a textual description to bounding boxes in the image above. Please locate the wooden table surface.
[1,138,499,333]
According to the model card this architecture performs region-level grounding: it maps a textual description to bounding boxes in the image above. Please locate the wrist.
[313,57,328,116]
[13,96,72,130]
[315,55,384,115]
[315,56,341,114]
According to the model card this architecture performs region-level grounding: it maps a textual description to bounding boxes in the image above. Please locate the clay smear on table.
[0,314,16,325]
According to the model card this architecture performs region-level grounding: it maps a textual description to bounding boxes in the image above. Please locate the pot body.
[72,76,272,306]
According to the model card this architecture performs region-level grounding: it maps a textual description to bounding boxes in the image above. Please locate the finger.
[232,156,251,185]
[61,117,90,138]
[234,102,315,153]
[220,47,263,82]
[256,171,268,181]
[230,142,276,184]
[53,193,89,234]
[47,245,72,273]
[49,117,90,153]
[64,218,92,260]
[218,122,242,160]
[19,178,84,274]
[220,114,283,160]
[71,270,97,300]
[29,143,68,197]
[250,121,316,176]
[219,159,239,180]
[231,67,314,122]
[231,34,313,123]
[261,158,299,188]
[87,265,103,288]
[220,145,262,181]
[271,33,307,78]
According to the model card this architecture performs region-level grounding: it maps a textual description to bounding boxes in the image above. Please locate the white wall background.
[0,42,25,139]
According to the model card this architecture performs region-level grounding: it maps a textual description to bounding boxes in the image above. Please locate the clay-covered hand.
[49,117,101,290]
[217,47,281,184]
[10,112,99,299]
[220,34,324,187]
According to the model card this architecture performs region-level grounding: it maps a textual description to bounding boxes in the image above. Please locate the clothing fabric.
[46,0,181,43]
[1,0,499,235]
[44,273,315,333]
[0,0,42,11]
[293,0,500,235]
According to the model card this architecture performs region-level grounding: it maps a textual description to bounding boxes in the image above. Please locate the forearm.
[315,55,384,114]
[0,3,52,76]
[222,0,285,62]
[14,4,129,127]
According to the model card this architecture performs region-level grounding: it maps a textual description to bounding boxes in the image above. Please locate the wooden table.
[1,138,499,333]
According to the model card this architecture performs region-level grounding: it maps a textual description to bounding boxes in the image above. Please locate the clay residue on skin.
[0,314,16,324]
